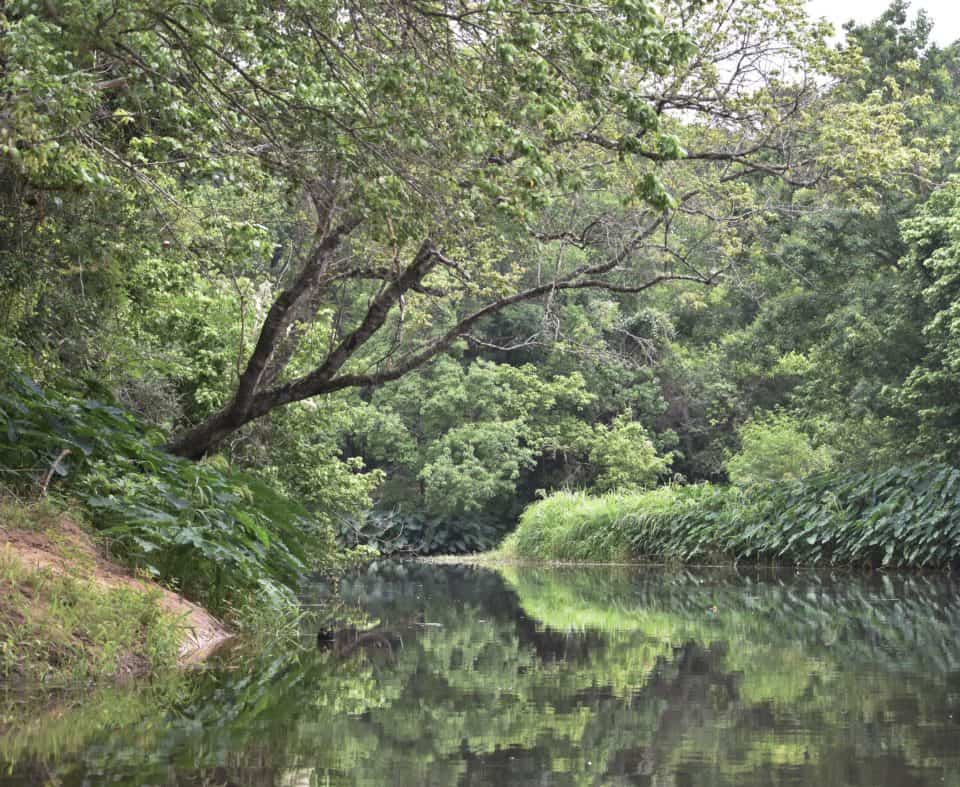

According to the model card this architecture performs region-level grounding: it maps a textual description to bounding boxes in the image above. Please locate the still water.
[2,562,960,786]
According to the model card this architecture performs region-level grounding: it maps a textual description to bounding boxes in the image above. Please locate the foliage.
[419,420,537,517]
[636,4,960,480]
[3,0,926,462]
[346,355,672,539]
[500,489,640,561]
[893,176,960,462]
[0,371,370,615]
[238,401,383,533]
[337,509,503,557]
[724,412,832,487]
[346,357,599,527]
[589,411,671,491]
[0,0,959,557]
[503,462,960,568]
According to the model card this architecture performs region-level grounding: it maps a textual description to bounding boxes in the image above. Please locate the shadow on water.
[3,562,960,786]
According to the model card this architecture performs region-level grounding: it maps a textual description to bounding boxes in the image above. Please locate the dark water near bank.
[3,563,960,786]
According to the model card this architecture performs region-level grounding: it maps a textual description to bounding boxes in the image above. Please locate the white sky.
[806,0,960,45]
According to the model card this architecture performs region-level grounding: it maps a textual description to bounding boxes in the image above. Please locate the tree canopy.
[2,0,959,555]
[3,0,931,460]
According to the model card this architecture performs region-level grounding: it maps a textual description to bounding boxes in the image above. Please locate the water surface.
[2,562,959,786]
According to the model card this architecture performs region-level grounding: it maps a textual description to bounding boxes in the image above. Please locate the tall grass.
[502,463,960,569]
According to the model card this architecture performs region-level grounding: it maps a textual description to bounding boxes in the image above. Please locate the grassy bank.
[0,549,180,683]
[0,501,183,684]
[500,463,960,568]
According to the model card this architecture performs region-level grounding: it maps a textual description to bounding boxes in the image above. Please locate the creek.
[2,562,960,786]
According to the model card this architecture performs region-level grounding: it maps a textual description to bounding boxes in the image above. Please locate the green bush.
[589,413,671,492]
[724,412,832,486]
[0,371,368,615]
[501,490,639,562]
[502,463,960,568]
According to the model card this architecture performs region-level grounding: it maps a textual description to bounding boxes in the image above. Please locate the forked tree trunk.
[166,237,443,458]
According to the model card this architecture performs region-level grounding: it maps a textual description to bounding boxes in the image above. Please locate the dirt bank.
[0,509,232,678]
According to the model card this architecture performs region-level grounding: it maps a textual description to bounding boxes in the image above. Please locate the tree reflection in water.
[2,563,960,786]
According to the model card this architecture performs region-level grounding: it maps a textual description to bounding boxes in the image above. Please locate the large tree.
[2,0,925,457]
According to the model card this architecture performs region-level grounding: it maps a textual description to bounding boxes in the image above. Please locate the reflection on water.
[2,563,960,786]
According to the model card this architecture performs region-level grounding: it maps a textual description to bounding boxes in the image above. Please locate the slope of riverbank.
[0,500,231,684]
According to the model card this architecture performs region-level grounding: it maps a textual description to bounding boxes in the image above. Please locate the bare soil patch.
[1,513,232,667]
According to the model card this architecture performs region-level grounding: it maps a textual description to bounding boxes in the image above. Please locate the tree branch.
[232,217,361,415]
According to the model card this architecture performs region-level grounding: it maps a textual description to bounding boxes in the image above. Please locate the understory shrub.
[0,371,369,615]
[589,412,672,492]
[502,463,960,568]
[724,412,833,487]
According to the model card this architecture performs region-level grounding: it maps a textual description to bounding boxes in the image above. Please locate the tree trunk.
[167,406,252,460]
[167,238,442,459]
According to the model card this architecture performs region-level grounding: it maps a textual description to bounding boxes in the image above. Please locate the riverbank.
[0,500,231,685]
[499,463,960,569]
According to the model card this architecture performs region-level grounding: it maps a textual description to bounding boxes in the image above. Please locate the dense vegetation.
[0,371,373,617]
[2,0,960,623]
[503,463,960,566]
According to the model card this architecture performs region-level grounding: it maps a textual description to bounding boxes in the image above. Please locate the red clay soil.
[0,515,232,665]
